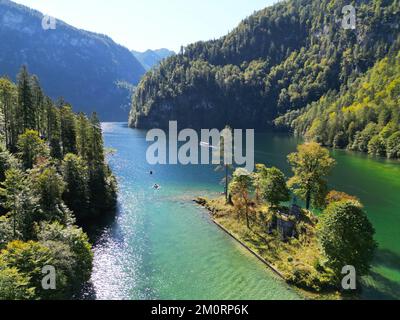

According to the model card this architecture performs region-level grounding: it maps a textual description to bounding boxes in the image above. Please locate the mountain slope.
[132,48,175,70]
[0,0,146,121]
[129,0,400,130]
[276,51,400,159]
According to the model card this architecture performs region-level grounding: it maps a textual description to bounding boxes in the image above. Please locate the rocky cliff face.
[0,0,146,121]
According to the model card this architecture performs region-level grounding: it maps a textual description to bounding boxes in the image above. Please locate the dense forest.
[129,0,400,157]
[276,52,400,159]
[0,66,117,299]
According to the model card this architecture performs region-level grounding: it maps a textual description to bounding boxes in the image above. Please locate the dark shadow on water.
[79,208,119,242]
[362,248,400,300]
[362,271,400,300]
[76,209,120,300]
[76,282,97,300]
[374,248,400,271]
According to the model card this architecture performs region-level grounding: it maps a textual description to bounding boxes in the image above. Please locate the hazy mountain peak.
[0,0,146,121]
[132,48,175,70]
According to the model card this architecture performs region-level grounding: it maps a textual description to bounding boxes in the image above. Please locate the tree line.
[130,0,400,133]
[276,51,400,159]
[0,66,117,299]
[226,142,376,290]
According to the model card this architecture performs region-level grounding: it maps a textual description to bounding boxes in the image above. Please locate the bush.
[317,201,377,286]
[0,263,35,300]
[0,241,54,299]
[37,222,93,288]
[325,190,360,206]
[287,263,335,292]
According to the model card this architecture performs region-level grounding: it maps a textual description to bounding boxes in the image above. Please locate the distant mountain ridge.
[0,0,146,121]
[132,48,175,70]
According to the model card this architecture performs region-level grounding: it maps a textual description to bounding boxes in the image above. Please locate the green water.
[88,123,399,300]
[329,150,400,299]
[254,134,400,300]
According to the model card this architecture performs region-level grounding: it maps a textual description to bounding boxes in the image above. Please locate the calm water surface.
[87,123,399,300]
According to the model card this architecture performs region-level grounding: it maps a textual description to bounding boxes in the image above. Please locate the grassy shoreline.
[194,196,349,300]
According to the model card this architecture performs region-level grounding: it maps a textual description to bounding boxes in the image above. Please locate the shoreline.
[210,214,286,280]
[194,197,342,300]
[193,198,303,296]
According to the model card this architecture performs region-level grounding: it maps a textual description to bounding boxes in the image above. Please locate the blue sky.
[13,0,278,52]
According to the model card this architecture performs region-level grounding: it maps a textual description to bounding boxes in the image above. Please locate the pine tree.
[60,105,77,155]
[47,102,62,159]
[76,113,90,160]
[0,78,18,150]
[17,66,35,131]
[87,112,104,164]
[61,153,89,220]
[30,76,45,134]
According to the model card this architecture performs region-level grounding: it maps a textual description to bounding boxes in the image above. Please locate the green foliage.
[61,154,89,220]
[0,146,20,182]
[17,66,35,131]
[0,224,93,300]
[37,222,93,293]
[0,216,14,250]
[253,164,290,207]
[0,68,117,221]
[207,145,376,294]
[130,0,400,130]
[229,168,253,228]
[0,241,53,299]
[17,130,49,169]
[0,78,18,150]
[386,132,400,159]
[317,201,377,286]
[0,237,90,300]
[88,164,118,216]
[284,52,400,158]
[288,143,335,209]
[0,262,35,300]
[86,113,105,164]
[60,106,78,155]
[325,190,360,206]
[0,67,117,299]
[28,163,70,224]
[0,168,40,240]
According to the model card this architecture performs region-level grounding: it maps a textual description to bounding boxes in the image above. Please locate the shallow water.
[87,123,400,300]
[88,123,300,300]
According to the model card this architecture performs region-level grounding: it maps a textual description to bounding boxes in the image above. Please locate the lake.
[86,123,400,300]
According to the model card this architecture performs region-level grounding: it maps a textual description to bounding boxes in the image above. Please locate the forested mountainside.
[0,66,117,299]
[276,52,400,159]
[0,0,145,121]
[129,0,400,137]
[132,49,175,71]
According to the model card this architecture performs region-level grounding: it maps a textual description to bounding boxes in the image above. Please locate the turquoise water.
[89,123,300,300]
[89,123,399,300]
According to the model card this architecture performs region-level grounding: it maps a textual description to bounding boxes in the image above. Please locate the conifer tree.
[17,66,35,131]
[60,105,78,155]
